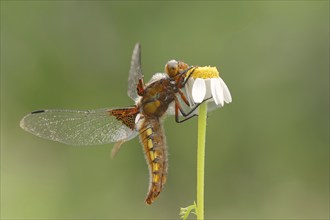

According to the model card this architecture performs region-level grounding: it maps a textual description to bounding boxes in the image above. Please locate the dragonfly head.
[165,60,190,79]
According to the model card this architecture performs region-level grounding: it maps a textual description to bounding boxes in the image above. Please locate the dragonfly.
[20,43,201,205]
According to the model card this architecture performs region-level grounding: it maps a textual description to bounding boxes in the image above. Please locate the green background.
[1,1,329,219]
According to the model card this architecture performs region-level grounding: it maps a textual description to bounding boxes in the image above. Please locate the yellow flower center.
[188,66,219,79]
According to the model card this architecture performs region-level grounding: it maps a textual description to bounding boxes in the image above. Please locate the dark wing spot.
[31,110,45,114]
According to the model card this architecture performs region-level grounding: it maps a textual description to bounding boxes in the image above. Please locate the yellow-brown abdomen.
[139,116,168,205]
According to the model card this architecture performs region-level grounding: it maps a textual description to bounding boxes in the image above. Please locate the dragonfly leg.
[174,98,198,123]
[181,67,197,87]
[177,89,190,106]
[174,96,213,123]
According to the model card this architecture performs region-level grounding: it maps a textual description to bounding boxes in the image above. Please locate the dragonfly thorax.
[139,77,177,117]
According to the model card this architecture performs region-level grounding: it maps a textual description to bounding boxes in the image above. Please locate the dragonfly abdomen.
[138,116,168,205]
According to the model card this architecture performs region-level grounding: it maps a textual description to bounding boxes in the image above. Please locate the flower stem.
[197,102,207,220]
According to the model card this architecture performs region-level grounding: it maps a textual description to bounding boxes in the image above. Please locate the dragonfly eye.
[165,59,179,78]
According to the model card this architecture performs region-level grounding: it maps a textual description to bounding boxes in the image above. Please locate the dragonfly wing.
[20,108,138,146]
[127,43,143,101]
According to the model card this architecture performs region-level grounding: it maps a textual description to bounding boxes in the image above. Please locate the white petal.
[211,78,224,106]
[185,78,196,106]
[219,77,232,103]
[192,78,206,103]
[203,79,212,100]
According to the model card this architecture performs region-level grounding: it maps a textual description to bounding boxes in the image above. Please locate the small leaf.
[179,202,197,220]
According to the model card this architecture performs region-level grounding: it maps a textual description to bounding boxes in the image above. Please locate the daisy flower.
[180,65,232,220]
[185,66,232,107]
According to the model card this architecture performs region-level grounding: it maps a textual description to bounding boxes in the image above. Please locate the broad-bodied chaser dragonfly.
[20,43,201,204]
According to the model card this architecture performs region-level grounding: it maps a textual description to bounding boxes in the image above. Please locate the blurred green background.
[1,1,328,219]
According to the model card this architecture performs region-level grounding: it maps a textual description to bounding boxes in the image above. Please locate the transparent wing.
[20,108,138,146]
[127,42,143,101]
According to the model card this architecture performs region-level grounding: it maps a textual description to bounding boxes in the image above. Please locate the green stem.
[197,102,207,220]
